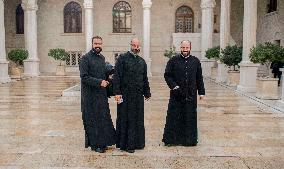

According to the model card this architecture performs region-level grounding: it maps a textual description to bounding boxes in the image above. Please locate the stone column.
[237,0,259,93]
[22,0,40,76]
[216,0,231,83]
[142,0,152,76]
[200,0,216,77]
[0,0,11,83]
[83,0,93,53]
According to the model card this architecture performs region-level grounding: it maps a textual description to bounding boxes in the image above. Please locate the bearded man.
[113,38,151,153]
[79,36,116,153]
[162,40,205,147]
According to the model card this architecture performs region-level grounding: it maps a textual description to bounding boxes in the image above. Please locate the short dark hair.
[92,36,102,43]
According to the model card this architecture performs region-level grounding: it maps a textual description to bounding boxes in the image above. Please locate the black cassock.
[163,54,205,146]
[79,50,116,148]
[113,51,151,150]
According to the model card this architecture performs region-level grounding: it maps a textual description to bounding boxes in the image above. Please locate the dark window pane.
[113,1,132,33]
[16,4,24,34]
[267,0,277,13]
[175,6,194,33]
[64,2,82,33]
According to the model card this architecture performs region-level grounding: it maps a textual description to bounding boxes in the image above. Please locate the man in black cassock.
[162,40,205,147]
[79,36,116,153]
[113,38,151,153]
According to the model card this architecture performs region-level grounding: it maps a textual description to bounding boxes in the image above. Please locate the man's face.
[92,38,103,53]
[180,41,191,56]
[130,39,140,54]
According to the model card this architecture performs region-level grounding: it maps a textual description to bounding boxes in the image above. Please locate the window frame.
[112,1,132,33]
[63,1,82,34]
[175,5,194,33]
[16,4,24,34]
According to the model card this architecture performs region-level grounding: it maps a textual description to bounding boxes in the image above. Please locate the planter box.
[227,70,240,86]
[56,65,66,76]
[256,77,279,100]
[211,67,217,80]
[10,66,23,79]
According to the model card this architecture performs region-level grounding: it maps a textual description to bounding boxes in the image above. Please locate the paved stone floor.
[0,76,284,169]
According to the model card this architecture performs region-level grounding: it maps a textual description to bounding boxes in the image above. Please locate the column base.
[24,59,40,77]
[216,62,228,83]
[201,59,215,77]
[237,62,260,93]
[0,61,11,83]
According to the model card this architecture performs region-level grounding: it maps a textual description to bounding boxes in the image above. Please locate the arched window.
[113,1,131,33]
[64,1,82,33]
[16,4,24,34]
[175,6,194,33]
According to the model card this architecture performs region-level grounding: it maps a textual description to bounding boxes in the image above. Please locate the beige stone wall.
[230,0,244,46]
[37,0,85,73]
[9,0,279,76]
[257,0,284,45]
[4,0,222,75]
[4,0,25,52]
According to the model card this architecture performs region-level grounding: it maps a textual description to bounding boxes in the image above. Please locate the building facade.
[0,0,283,90]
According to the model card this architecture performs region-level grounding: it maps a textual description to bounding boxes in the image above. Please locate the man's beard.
[93,47,102,53]
[181,51,190,56]
[131,48,140,54]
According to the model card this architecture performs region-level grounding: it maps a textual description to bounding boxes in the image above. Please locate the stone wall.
[10,0,283,76]
[4,0,25,52]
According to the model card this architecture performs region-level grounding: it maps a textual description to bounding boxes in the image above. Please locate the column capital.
[83,0,93,9]
[201,0,216,9]
[142,0,152,9]
[22,0,38,11]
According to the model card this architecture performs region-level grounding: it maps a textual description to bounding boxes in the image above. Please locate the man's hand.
[199,95,205,100]
[115,95,123,104]
[100,80,109,87]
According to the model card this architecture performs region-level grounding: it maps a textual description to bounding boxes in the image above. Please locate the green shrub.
[164,46,177,59]
[48,48,69,66]
[220,45,242,71]
[205,46,220,60]
[8,49,28,66]
[250,42,284,65]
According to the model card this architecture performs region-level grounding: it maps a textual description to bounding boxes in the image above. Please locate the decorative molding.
[201,0,216,9]
[142,0,152,9]
[21,0,38,11]
[83,0,93,9]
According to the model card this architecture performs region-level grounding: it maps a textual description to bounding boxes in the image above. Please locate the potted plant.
[205,46,220,79]
[164,46,177,59]
[48,48,69,76]
[220,45,242,86]
[250,42,284,99]
[8,49,28,77]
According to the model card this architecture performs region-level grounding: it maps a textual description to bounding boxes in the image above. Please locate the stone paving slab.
[0,76,284,168]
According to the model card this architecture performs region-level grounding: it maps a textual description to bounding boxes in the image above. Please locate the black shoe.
[85,134,89,148]
[164,143,174,147]
[126,149,135,153]
[91,147,106,153]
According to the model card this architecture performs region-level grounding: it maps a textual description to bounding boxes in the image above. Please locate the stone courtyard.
[0,76,283,169]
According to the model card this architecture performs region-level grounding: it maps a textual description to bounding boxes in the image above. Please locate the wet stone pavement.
[0,76,283,169]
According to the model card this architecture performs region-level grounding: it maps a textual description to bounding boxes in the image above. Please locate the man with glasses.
[79,36,116,153]
[113,38,151,153]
